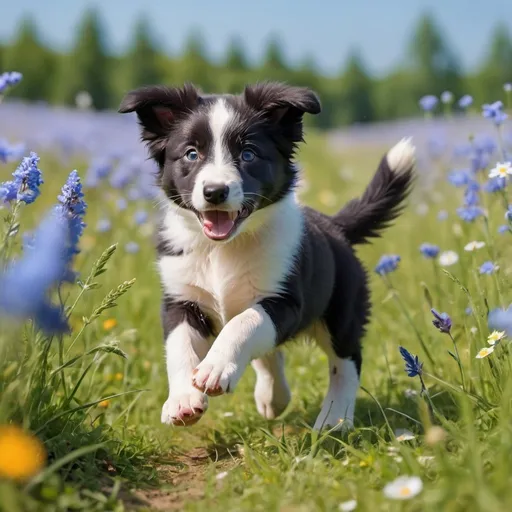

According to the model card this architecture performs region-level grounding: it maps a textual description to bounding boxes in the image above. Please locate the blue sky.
[1,0,510,76]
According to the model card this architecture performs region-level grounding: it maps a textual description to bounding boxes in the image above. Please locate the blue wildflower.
[464,181,480,206]
[54,170,87,264]
[488,304,512,337]
[0,213,70,334]
[457,205,484,222]
[116,197,128,211]
[125,241,140,254]
[0,71,23,95]
[480,261,498,275]
[458,95,473,109]
[470,149,490,173]
[482,101,508,125]
[0,181,18,203]
[419,243,440,259]
[127,187,142,201]
[0,139,26,163]
[419,95,438,112]
[85,157,113,188]
[431,308,452,334]
[57,170,86,216]
[96,219,112,233]
[375,254,400,275]
[447,169,471,187]
[134,210,148,225]
[498,225,509,234]
[465,307,473,316]
[484,177,507,193]
[3,152,44,204]
[399,346,423,377]
[437,210,448,221]
[505,205,512,222]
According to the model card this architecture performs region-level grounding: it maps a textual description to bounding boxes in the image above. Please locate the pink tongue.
[202,211,235,239]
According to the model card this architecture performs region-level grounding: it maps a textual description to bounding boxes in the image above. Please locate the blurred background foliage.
[1,8,511,129]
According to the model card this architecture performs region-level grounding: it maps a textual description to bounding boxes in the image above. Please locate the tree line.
[1,9,511,129]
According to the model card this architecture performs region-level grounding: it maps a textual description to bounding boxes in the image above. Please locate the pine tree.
[338,50,375,124]
[3,16,56,101]
[53,8,111,109]
[225,36,249,71]
[261,35,288,80]
[477,24,512,99]
[408,13,463,99]
[124,16,163,89]
[176,30,213,91]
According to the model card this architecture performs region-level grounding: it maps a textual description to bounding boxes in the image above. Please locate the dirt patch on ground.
[124,446,238,511]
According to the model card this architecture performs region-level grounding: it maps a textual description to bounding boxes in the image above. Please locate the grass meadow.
[1,89,512,511]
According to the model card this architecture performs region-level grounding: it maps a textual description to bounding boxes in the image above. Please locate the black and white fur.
[119,82,414,430]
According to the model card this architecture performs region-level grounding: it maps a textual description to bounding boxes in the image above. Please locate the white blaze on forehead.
[191,98,243,211]
[208,99,234,166]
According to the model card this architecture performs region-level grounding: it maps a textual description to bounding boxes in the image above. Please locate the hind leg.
[312,312,364,431]
[313,352,360,431]
[252,350,291,419]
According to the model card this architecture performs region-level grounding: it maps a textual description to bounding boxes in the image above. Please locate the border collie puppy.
[119,82,414,430]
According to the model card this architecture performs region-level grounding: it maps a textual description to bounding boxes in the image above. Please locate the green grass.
[2,131,512,511]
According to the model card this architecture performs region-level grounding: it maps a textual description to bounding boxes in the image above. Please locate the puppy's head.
[119,81,321,242]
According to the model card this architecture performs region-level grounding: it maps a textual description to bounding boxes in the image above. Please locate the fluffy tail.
[334,138,415,245]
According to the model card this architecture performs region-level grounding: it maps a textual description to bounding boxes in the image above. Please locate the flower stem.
[383,276,435,366]
[448,332,466,392]
[0,200,21,260]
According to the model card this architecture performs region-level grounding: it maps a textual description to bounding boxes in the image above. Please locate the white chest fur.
[157,195,303,328]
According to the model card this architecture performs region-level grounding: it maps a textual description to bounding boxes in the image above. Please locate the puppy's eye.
[185,149,199,162]
[241,149,256,162]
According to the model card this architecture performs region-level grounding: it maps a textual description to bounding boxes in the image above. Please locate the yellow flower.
[98,400,110,408]
[0,425,46,481]
[114,373,123,381]
[103,318,117,331]
[476,346,495,359]
[487,330,506,346]
[143,360,151,370]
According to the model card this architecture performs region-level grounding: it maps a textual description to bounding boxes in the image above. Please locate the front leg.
[192,295,301,396]
[161,298,213,426]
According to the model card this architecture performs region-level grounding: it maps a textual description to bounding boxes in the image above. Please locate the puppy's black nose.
[203,183,229,205]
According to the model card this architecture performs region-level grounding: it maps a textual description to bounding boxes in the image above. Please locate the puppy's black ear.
[244,82,321,145]
[119,83,200,163]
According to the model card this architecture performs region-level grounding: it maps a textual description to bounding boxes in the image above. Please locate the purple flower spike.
[431,308,452,334]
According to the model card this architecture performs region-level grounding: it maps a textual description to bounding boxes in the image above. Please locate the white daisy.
[383,475,423,500]
[438,250,459,266]
[476,346,495,359]
[395,429,416,442]
[339,499,357,511]
[464,241,485,252]
[489,162,512,179]
[487,330,506,346]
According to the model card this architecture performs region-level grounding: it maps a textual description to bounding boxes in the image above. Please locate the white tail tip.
[386,137,416,172]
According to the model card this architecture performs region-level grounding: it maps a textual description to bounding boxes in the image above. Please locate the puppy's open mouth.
[198,206,251,241]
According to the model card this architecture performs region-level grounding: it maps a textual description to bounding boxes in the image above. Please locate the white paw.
[161,389,208,426]
[313,407,354,432]
[192,358,243,396]
[254,378,291,419]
